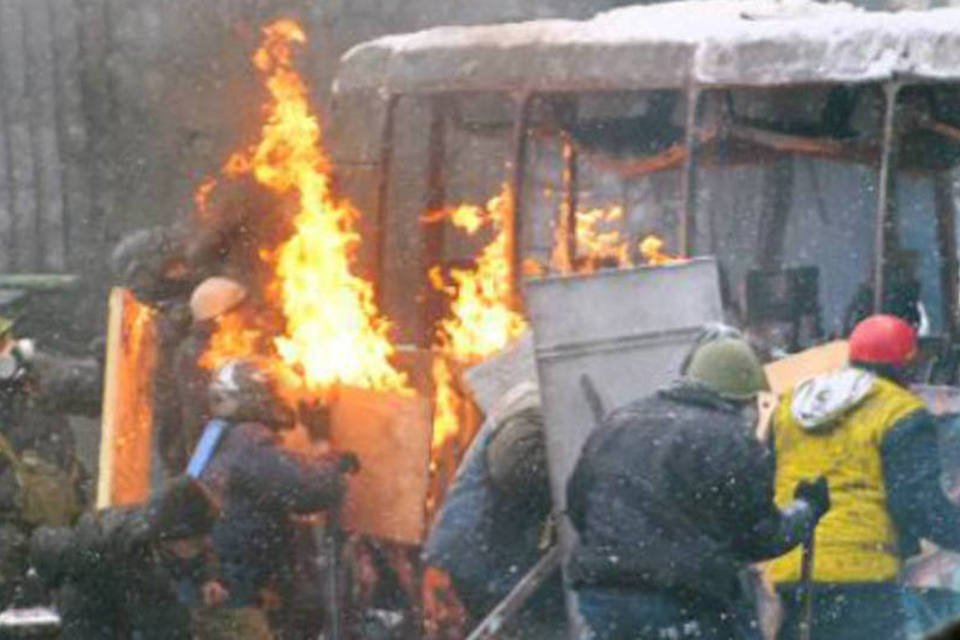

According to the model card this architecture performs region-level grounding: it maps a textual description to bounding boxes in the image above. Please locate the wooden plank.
[24,0,66,271]
[0,0,40,270]
[330,387,433,546]
[97,287,157,508]
[764,340,849,396]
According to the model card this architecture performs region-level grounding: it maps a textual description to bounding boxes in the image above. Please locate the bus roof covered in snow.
[334,0,960,96]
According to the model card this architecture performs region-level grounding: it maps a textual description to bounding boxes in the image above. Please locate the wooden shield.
[96,287,157,509]
[330,387,433,546]
[764,340,849,395]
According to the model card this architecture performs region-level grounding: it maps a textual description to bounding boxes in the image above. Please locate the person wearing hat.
[0,315,102,611]
[566,336,831,639]
[169,275,255,469]
[189,356,355,640]
[29,476,223,639]
[423,379,564,639]
[770,314,960,640]
[111,226,202,475]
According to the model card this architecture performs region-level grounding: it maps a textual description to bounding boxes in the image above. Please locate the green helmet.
[684,337,769,401]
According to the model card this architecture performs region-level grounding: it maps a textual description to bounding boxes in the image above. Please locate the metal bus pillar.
[679,83,701,257]
[873,82,901,314]
[507,93,533,310]
[374,93,399,311]
[421,97,449,347]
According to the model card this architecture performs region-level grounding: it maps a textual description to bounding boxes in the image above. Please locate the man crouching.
[566,337,831,639]
[28,476,221,639]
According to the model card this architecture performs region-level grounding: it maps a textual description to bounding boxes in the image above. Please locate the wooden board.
[330,387,433,546]
[764,340,849,395]
[96,287,157,508]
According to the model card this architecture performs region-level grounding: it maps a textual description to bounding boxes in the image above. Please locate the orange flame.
[639,234,685,266]
[429,186,528,447]
[551,205,633,274]
[199,19,406,394]
[199,311,263,372]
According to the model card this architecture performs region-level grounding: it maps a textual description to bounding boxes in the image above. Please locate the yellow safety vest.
[770,375,925,584]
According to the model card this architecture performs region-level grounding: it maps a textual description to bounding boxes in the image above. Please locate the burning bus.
[328,0,960,635]
[91,1,960,637]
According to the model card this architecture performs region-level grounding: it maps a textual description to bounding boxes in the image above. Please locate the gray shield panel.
[525,258,724,508]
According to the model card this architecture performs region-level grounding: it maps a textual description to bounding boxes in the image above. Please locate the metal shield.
[525,258,724,508]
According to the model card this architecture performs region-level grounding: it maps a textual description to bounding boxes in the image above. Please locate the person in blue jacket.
[189,356,356,639]
[424,381,564,639]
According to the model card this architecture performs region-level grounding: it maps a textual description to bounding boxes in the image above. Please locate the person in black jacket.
[29,476,221,640]
[566,337,831,640]
[189,356,354,639]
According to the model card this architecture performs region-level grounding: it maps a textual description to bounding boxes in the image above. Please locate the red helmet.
[849,314,918,368]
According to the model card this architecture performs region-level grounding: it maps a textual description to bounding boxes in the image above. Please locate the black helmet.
[110,227,191,302]
[209,357,300,427]
[146,476,218,541]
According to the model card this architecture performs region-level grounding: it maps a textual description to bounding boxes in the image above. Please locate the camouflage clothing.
[30,478,218,640]
[0,348,99,609]
[192,607,274,640]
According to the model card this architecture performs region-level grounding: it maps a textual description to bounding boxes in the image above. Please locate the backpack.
[0,431,82,527]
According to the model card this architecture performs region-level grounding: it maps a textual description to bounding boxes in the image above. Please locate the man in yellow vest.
[771,314,960,639]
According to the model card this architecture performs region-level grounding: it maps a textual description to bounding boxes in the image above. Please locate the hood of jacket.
[791,367,877,431]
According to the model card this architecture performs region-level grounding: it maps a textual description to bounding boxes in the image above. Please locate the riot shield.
[462,332,536,415]
[525,258,723,636]
[526,258,723,509]
[764,340,849,394]
[330,387,433,546]
[96,288,158,509]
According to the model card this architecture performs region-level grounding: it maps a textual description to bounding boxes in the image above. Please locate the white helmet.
[190,277,248,322]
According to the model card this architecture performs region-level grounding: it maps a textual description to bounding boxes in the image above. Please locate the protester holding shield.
[770,314,960,640]
[566,336,830,640]
[189,356,356,639]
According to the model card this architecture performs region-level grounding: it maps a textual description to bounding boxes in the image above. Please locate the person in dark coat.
[110,226,200,474]
[29,476,221,640]
[174,275,254,459]
[424,380,564,639]
[188,356,353,639]
[0,318,101,610]
[566,337,831,640]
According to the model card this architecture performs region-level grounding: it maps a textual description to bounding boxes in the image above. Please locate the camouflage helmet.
[209,357,301,427]
[684,337,770,401]
[110,227,190,299]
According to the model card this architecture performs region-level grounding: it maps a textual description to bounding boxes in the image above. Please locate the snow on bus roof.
[333,0,960,96]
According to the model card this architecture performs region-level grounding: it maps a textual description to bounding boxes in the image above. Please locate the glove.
[794,476,831,522]
[338,451,361,475]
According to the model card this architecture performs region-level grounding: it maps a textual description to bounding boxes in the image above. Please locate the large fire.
[427,186,528,447]
[197,19,685,455]
[199,20,406,394]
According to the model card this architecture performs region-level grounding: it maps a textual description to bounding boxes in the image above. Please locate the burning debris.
[639,234,685,266]
[196,20,407,396]
[427,186,528,448]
